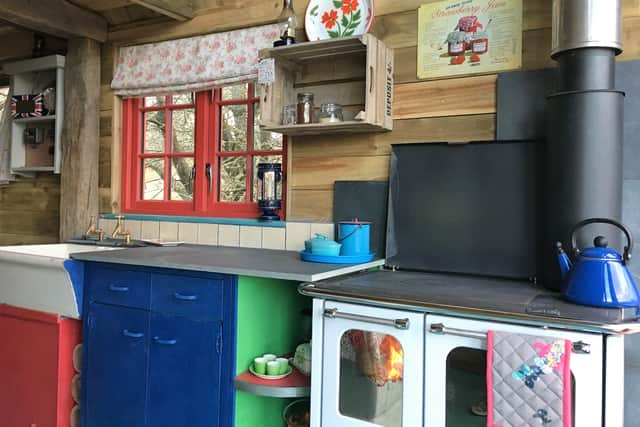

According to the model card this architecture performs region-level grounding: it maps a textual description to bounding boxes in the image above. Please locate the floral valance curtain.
[111,24,280,97]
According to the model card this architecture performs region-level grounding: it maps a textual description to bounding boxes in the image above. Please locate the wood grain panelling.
[99,137,112,189]
[0,234,59,245]
[289,189,333,222]
[98,0,640,222]
[291,156,390,190]
[108,0,284,44]
[620,17,640,60]
[0,211,60,235]
[394,75,497,120]
[292,114,496,158]
[0,176,60,244]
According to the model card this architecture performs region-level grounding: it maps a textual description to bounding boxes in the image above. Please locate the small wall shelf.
[258,35,394,136]
[13,115,56,124]
[234,367,310,398]
[3,55,65,176]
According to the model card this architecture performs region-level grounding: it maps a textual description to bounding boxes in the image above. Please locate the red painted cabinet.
[0,304,81,427]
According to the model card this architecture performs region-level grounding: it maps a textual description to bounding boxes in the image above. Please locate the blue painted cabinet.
[81,263,237,427]
[84,304,148,427]
[147,313,222,427]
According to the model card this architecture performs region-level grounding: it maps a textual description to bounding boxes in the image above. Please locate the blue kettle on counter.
[556,218,640,308]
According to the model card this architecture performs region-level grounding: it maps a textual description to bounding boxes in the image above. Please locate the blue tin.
[338,220,371,256]
[299,251,375,264]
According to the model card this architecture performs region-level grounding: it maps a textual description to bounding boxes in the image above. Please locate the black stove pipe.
[543,0,624,290]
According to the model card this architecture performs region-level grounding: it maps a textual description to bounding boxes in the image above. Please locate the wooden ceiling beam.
[70,0,133,12]
[129,0,194,21]
[1,0,108,42]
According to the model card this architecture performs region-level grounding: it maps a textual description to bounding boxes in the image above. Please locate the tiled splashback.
[98,217,334,252]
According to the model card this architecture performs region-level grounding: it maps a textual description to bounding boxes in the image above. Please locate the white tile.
[198,223,219,245]
[239,226,262,248]
[124,220,142,240]
[285,222,311,251]
[310,223,335,241]
[218,225,240,247]
[141,221,160,240]
[178,223,199,244]
[262,227,286,250]
[98,218,116,236]
[159,222,179,241]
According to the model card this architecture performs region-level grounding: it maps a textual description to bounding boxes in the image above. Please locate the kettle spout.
[556,242,572,280]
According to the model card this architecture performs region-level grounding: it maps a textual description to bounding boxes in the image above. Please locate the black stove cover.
[386,141,542,280]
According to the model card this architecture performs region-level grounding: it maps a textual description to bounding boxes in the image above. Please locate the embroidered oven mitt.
[486,330,572,427]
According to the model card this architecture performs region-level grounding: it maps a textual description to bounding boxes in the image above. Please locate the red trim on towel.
[486,330,495,427]
[563,339,572,427]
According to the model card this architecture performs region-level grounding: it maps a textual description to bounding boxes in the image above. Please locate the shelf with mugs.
[257,34,394,136]
[234,367,310,398]
[234,353,310,398]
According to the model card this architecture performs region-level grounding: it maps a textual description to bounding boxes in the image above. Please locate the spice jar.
[318,103,343,123]
[282,104,297,125]
[297,93,314,124]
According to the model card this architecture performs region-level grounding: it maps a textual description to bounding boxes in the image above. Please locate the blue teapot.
[557,218,640,308]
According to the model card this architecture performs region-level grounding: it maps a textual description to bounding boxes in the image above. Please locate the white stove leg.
[604,334,624,427]
[310,298,325,427]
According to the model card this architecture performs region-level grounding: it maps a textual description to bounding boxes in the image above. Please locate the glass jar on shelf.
[297,92,314,124]
[282,104,297,125]
[318,103,344,123]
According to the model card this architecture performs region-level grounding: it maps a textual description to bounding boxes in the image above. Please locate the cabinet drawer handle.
[153,337,177,345]
[109,284,130,292]
[122,329,144,339]
[174,292,198,301]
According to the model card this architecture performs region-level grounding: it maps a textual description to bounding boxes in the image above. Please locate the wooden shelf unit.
[3,55,65,176]
[13,115,56,124]
[258,34,394,136]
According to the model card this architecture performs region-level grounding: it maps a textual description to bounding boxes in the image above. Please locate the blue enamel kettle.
[557,218,640,308]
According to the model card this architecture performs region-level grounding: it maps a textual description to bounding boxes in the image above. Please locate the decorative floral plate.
[305,0,374,41]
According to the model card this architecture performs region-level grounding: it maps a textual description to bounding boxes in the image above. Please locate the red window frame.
[121,85,287,219]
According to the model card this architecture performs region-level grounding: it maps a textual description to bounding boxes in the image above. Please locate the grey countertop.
[300,269,640,333]
[70,244,384,282]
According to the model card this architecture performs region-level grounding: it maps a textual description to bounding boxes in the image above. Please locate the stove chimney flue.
[551,0,622,58]
[543,0,625,290]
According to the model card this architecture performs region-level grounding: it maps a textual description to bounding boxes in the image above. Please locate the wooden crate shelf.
[258,34,394,136]
[263,120,389,136]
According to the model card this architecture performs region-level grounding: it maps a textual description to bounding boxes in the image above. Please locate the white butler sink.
[0,243,122,318]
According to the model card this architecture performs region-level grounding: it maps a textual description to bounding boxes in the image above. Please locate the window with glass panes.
[121,84,286,218]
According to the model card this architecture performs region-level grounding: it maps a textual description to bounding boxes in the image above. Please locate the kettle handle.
[570,218,633,263]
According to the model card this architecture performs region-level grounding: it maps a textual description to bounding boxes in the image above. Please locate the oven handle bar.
[323,308,410,330]
[429,323,591,354]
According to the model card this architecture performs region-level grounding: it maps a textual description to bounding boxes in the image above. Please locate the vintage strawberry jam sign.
[417,0,522,79]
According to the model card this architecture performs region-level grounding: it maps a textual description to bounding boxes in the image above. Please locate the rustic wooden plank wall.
[0,34,66,245]
[98,0,640,221]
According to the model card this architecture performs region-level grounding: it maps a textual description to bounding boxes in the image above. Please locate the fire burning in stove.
[346,331,405,386]
[381,336,404,382]
[340,330,405,425]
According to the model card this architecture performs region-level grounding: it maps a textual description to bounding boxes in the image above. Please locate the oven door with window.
[317,301,424,427]
[424,314,603,427]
